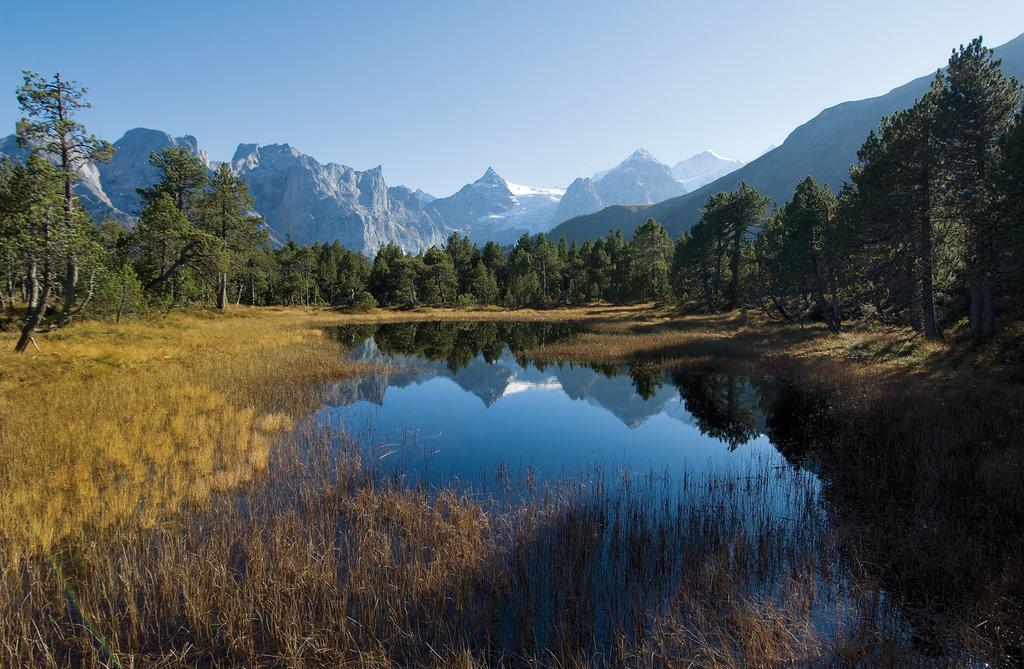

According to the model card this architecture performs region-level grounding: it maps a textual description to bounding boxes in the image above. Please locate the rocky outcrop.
[551,149,686,225]
[552,177,603,224]
[98,128,209,218]
[229,143,448,252]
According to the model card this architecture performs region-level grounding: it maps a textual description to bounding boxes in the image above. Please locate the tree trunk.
[16,281,49,353]
[728,222,742,309]
[57,75,79,327]
[216,272,227,310]
[115,273,128,324]
[25,260,39,310]
[56,255,78,326]
[981,272,995,338]
[813,271,838,334]
[919,242,943,340]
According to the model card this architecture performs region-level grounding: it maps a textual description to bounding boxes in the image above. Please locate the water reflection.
[321,322,800,486]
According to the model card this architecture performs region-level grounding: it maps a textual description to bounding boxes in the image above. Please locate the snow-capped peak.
[624,148,660,163]
[671,150,745,191]
[505,180,566,198]
[476,166,506,185]
[697,149,730,160]
[472,167,564,199]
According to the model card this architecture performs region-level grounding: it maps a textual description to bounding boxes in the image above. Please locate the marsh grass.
[0,422,862,667]
[0,305,1021,666]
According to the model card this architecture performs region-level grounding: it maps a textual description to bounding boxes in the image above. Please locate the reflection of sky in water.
[317,334,790,489]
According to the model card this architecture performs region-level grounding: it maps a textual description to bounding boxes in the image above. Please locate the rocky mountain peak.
[475,167,509,189]
[623,148,659,164]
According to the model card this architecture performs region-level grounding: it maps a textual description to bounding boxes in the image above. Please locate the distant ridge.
[550,31,1024,244]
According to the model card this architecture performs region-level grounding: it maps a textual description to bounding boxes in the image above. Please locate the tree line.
[675,38,1023,340]
[2,37,1022,352]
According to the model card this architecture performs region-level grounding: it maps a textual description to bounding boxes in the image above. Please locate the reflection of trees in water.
[760,381,833,466]
[627,362,663,400]
[329,321,585,373]
[670,371,762,450]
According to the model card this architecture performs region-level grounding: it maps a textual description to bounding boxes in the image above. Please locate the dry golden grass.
[0,307,371,552]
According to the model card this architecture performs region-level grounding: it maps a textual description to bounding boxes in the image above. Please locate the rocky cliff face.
[551,176,603,224]
[1,128,207,224]
[228,143,448,252]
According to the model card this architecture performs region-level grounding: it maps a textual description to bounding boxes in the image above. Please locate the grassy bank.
[0,305,1021,666]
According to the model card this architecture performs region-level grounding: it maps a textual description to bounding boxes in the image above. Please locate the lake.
[319,320,805,490]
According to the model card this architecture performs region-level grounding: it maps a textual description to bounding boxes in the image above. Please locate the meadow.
[0,305,1021,667]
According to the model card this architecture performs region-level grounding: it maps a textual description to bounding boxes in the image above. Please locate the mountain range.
[5,31,1021,252]
[0,128,739,252]
[550,31,1024,244]
[323,337,692,429]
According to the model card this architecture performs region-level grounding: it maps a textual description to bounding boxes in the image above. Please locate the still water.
[319,321,807,489]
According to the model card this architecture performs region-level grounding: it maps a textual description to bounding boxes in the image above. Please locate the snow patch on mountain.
[671,150,744,191]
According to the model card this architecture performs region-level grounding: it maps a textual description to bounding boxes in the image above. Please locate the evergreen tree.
[369,243,406,307]
[470,261,500,304]
[849,84,946,339]
[420,246,458,304]
[444,232,478,298]
[1,155,67,351]
[138,146,208,216]
[724,183,769,308]
[16,71,114,327]
[629,218,674,302]
[197,164,263,309]
[992,112,1024,315]
[133,193,218,301]
[935,37,1022,337]
[767,177,844,332]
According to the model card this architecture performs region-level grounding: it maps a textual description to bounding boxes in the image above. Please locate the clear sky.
[2,1,1023,195]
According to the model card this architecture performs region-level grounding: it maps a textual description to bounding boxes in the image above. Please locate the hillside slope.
[551,31,1024,243]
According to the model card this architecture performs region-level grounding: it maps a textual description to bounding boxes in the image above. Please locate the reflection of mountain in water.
[555,364,680,428]
[321,322,838,454]
[323,327,764,433]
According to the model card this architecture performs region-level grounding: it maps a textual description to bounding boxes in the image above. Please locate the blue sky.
[2,1,1023,195]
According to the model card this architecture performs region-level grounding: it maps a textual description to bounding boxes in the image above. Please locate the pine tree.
[134,193,218,299]
[421,247,458,304]
[992,111,1024,316]
[935,37,1023,337]
[16,71,114,327]
[138,146,208,216]
[629,218,674,302]
[1,155,66,351]
[850,82,946,339]
[762,177,843,332]
[198,164,262,309]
